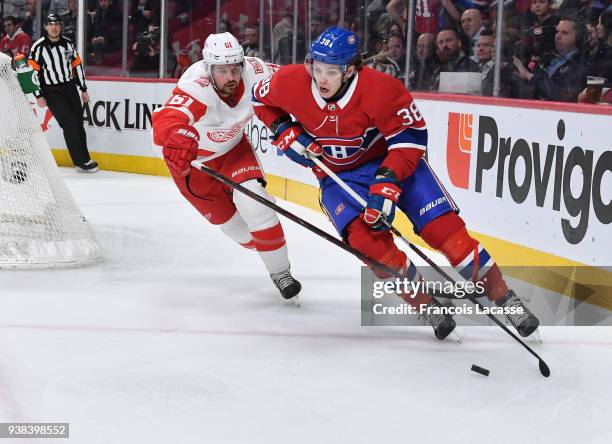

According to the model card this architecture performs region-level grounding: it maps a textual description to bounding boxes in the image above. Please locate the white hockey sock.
[234,180,290,274]
[219,211,254,249]
[258,244,290,275]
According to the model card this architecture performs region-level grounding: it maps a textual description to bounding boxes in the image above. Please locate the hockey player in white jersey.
[152,32,301,300]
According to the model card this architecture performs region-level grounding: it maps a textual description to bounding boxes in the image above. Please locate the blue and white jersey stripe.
[386,126,428,151]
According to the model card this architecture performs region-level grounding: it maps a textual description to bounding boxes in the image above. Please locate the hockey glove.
[363,168,401,232]
[163,126,199,177]
[272,120,323,168]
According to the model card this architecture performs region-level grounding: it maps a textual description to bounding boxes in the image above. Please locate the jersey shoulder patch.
[243,56,274,87]
[245,56,265,74]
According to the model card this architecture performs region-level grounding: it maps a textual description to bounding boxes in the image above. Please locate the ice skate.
[496,290,540,337]
[423,298,457,341]
[271,268,302,304]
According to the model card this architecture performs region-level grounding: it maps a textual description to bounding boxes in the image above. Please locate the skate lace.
[504,295,530,326]
[418,301,448,327]
[426,310,447,327]
[272,271,294,290]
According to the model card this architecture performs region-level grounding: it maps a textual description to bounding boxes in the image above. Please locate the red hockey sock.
[346,219,431,307]
[397,278,432,308]
[440,228,508,301]
[346,219,404,277]
[240,240,256,250]
[477,265,507,302]
[251,222,286,252]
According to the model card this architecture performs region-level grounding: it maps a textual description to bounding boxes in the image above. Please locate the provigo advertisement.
[419,100,611,266]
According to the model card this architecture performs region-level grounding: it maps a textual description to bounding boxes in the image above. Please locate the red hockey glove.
[363,168,401,232]
[272,120,323,167]
[162,126,199,177]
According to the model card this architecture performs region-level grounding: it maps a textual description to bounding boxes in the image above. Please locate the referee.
[29,13,98,173]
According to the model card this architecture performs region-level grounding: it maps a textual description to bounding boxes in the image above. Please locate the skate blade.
[511,326,542,343]
[284,295,300,308]
[529,328,543,343]
[447,330,462,343]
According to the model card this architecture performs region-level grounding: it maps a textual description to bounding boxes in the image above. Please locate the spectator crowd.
[370,0,612,103]
[1,0,610,103]
[1,0,164,74]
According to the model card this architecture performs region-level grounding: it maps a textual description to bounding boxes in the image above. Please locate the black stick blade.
[539,360,551,377]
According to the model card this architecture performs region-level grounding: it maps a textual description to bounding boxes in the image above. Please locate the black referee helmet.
[45,13,62,25]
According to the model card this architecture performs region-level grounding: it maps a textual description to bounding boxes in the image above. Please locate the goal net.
[0,52,102,269]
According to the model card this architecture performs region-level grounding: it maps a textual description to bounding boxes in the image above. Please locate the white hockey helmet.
[202,32,244,75]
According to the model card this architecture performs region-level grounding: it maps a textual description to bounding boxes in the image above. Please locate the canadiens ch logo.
[319,136,366,166]
[316,128,379,166]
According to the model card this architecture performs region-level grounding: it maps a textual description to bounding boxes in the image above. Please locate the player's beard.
[219,80,238,96]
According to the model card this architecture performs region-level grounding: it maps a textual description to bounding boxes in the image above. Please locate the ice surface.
[0,170,610,444]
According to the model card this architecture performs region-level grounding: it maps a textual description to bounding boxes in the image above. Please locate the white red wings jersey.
[252,64,428,180]
[153,56,275,162]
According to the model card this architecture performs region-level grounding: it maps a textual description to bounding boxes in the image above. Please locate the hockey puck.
[471,364,490,376]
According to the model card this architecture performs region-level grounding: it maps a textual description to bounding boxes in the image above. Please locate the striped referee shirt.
[28,35,87,97]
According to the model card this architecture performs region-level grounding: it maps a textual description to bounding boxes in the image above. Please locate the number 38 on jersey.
[397,101,423,126]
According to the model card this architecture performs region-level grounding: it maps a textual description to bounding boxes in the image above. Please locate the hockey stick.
[310,156,551,377]
[192,160,469,320]
[191,160,405,279]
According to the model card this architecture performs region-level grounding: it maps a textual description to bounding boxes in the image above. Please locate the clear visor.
[304,54,346,79]
[210,63,244,77]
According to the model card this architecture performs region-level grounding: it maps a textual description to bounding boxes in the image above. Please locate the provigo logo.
[446,112,611,245]
[447,113,473,190]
